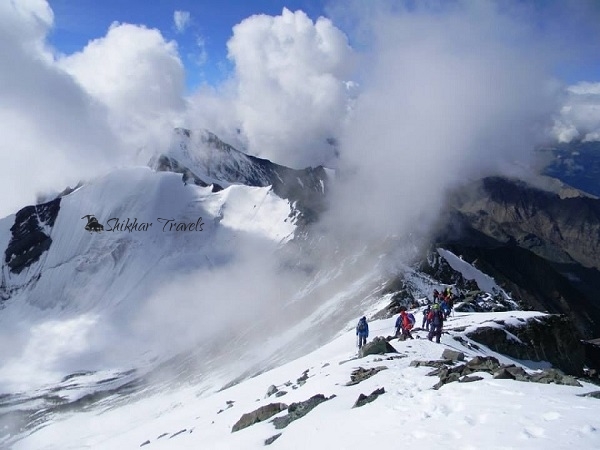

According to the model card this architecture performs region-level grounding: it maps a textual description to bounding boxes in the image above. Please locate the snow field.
[14,311,600,450]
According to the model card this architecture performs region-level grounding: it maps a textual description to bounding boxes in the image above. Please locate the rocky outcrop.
[271,394,333,430]
[231,403,287,433]
[264,433,282,445]
[412,355,582,390]
[346,366,388,386]
[4,198,60,274]
[442,349,465,362]
[359,337,398,358]
[450,177,600,270]
[466,315,585,375]
[418,249,481,293]
[353,388,385,408]
[578,391,600,399]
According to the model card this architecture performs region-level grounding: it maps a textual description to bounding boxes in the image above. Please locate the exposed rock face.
[451,177,600,270]
[418,249,481,294]
[582,339,600,371]
[359,337,398,358]
[231,403,287,433]
[4,198,60,275]
[466,315,585,376]
[435,176,600,339]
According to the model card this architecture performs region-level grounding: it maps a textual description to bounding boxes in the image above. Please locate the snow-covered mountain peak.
[151,128,330,224]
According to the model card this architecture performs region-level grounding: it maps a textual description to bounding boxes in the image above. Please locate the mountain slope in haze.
[0,166,297,390]
[0,132,399,445]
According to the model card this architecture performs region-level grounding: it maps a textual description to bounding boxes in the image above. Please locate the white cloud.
[553,82,600,143]
[321,1,561,244]
[59,22,186,153]
[0,0,121,218]
[0,1,188,219]
[174,10,191,34]
[195,35,208,66]
[225,8,356,168]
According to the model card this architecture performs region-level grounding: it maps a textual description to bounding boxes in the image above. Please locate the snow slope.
[0,166,296,392]
[11,309,600,450]
[438,248,508,297]
[0,161,400,444]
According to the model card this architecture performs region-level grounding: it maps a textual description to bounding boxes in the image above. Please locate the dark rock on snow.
[459,375,484,383]
[296,370,309,386]
[231,403,288,433]
[578,391,600,399]
[271,394,332,430]
[264,433,282,445]
[353,387,385,408]
[442,349,465,362]
[493,368,516,380]
[529,368,581,386]
[265,385,278,398]
[169,429,188,439]
[410,360,454,369]
[346,366,388,386]
[359,337,398,358]
[5,198,60,274]
[466,315,585,376]
[416,355,582,389]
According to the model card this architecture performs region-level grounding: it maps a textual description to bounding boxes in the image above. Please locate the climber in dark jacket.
[356,316,369,348]
[427,304,445,343]
[422,304,432,330]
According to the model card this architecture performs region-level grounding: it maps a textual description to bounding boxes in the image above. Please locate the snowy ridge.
[159,128,328,194]
[437,248,508,298]
[10,310,600,450]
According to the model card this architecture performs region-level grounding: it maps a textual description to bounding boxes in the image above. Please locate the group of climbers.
[356,286,457,349]
[433,287,455,319]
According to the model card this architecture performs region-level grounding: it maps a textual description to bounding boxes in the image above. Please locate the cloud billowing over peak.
[1,0,600,225]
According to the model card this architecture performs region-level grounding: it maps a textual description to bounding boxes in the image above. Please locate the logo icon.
[81,215,104,232]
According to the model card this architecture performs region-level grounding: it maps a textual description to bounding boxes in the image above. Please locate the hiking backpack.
[358,320,367,332]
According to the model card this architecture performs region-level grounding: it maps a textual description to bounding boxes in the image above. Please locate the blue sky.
[47,0,600,91]
[48,0,329,90]
[2,0,600,218]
